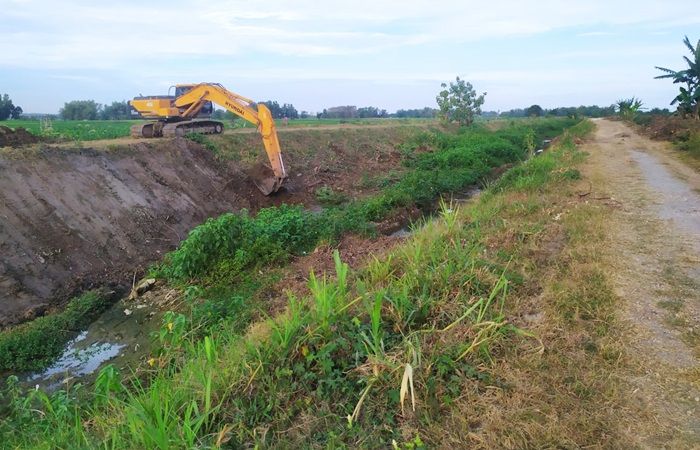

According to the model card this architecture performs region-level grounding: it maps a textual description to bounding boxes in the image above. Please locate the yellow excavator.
[129,83,287,195]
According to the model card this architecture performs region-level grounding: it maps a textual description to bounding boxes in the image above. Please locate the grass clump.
[158,204,318,282]
[315,185,348,205]
[0,289,117,372]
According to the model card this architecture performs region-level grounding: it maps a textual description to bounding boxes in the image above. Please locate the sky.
[1,0,698,114]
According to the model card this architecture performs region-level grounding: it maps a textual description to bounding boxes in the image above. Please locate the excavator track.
[162,119,224,137]
[131,120,223,138]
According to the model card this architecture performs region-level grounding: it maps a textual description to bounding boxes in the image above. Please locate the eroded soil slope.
[1,127,422,328]
[0,139,266,326]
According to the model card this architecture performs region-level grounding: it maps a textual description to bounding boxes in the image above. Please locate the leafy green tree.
[59,100,101,120]
[436,77,486,126]
[655,36,700,119]
[526,104,544,117]
[100,100,131,120]
[394,107,436,118]
[259,100,298,119]
[616,97,644,120]
[211,109,237,122]
[0,94,22,120]
[322,106,357,119]
[357,106,388,118]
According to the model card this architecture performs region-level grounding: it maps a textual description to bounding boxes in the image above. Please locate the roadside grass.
[0,118,635,448]
[676,130,700,169]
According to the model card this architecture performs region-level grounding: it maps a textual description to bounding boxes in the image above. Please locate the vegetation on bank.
[0,118,632,449]
[159,119,576,285]
[0,289,118,372]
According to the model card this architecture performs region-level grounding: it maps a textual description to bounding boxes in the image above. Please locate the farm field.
[2,117,437,142]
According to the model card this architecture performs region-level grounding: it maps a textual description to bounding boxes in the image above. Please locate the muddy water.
[630,150,700,251]
[25,296,162,391]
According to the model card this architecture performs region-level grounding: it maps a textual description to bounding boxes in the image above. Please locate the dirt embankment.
[0,126,38,147]
[0,139,263,326]
[1,127,422,328]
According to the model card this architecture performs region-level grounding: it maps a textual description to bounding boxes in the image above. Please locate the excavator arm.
[174,83,287,195]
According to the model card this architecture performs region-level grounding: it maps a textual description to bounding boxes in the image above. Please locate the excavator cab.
[173,85,213,117]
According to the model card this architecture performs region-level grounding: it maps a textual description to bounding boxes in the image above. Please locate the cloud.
[0,0,698,70]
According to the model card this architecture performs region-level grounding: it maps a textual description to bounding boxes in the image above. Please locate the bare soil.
[0,139,255,327]
[0,126,38,147]
[637,115,700,142]
[581,119,700,447]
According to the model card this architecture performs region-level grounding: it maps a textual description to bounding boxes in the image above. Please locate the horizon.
[1,0,698,114]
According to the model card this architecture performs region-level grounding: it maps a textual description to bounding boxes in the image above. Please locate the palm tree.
[655,36,700,120]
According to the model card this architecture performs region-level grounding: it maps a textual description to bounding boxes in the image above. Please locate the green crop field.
[4,117,438,142]
[6,119,140,141]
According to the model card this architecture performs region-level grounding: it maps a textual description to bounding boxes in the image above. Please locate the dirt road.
[581,119,700,447]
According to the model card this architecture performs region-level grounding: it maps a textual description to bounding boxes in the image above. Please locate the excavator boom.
[129,83,287,195]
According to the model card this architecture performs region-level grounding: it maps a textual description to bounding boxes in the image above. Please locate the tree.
[101,101,131,120]
[211,109,238,122]
[60,100,101,120]
[280,103,298,119]
[0,94,22,120]
[394,107,437,118]
[436,77,486,126]
[526,104,544,117]
[655,35,700,120]
[357,106,388,118]
[616,97,644,120]
[322,106,357,119]
[259,100,298,119]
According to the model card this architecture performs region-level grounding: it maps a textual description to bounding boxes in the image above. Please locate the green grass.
[0,289,118,372]
[0,118,602,448]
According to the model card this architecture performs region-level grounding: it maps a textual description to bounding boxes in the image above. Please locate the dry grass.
[413,126,636,448]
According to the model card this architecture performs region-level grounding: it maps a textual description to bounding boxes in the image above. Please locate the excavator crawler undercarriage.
[130,119,224,138]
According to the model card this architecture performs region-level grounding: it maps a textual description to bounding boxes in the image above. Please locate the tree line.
[57,100,132,120]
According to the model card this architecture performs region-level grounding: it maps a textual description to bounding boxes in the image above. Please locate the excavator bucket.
[250,163,282,195]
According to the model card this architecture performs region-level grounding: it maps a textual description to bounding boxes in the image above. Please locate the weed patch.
[0,289,119,372]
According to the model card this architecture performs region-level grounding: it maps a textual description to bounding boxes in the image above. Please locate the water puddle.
[452,186,482,203]
[389,227,412,238]
[25,295,162,391]
[630,149,700,249]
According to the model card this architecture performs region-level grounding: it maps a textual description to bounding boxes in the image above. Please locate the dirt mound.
[0,138,269,328]
[638,115,700,141]
[0,125,39,147]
